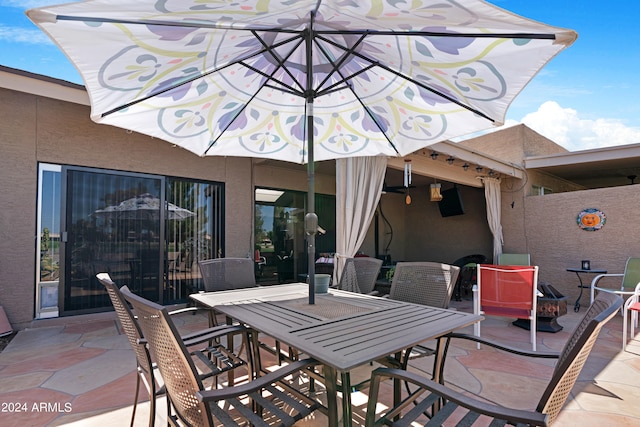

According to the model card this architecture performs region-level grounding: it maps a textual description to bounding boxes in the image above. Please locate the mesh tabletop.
[275,297,373,319]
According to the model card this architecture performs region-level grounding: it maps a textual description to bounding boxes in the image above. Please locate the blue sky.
[1,0,639,151]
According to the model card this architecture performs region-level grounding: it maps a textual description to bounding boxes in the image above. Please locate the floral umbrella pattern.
[28,0,576,164]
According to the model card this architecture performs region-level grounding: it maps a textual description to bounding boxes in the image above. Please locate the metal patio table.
[190,283,481,426]
[567,268,607,312]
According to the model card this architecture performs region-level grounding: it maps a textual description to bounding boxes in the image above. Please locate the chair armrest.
[168,306,203,316]
[196,358,321,401]
[591,273,623,288]
[445,332,560,359]
[181,324,249,347]
[369,367,549,426]
[590,273,625,305]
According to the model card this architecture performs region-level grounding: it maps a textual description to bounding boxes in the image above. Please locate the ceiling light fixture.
[475,165,483,173]
[446,156,455,165]
[462,163,469,171]
[430,182,443,202]
[430,151,439,160]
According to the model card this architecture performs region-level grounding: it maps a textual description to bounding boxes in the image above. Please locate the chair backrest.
[353,257,383,294]
[476,264,538,318]
[337,257,383,294]
[537,292,622,424]
[389,262,459,308]
[622,257,640,291]
[121,287,212,426]
[198,257,257,292]
[497,253,531,266]
[96,273,154,382]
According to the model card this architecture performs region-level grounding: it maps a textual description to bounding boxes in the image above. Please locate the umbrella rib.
[313,33,368,94]
[239,60,303,97]
[315,29,558,40]
[251,30,306,95]
[53,15,558,41]
[316,33,494,122]
[100,32,304,118]
[311,34,402,154]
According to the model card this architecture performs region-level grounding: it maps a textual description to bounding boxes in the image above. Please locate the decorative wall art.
[577,208,606,231]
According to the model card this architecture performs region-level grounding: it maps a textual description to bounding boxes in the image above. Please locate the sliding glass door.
[36,164,225,316]
[63,169,163,313]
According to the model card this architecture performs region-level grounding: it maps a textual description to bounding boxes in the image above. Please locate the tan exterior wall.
[502,185,640,302]
[1,87,38,333]
[0,87,334,329]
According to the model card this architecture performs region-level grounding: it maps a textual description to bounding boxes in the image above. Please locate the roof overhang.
[0,65,89,106]
[525,143,640,187]
[387,140,525,188]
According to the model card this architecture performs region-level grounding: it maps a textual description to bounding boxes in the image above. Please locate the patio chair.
[381,262,459,374]
[98,273,251,427]
[388,262,459,308]
[622,282,640,351]
[497,252,531,265]
[197,258,257,325]
[590,257,640,307]
[121,287,324,427]
[335,256,383,294]
[475,264,539,350]
[198,257,257,292]
[198,257,294,368]
[365,292,622,427]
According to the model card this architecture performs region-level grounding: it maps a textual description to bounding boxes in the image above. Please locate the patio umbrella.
[27,0,576,303]
[93,193,195,221]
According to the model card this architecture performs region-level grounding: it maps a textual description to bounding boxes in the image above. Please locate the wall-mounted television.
[438,186,465,217]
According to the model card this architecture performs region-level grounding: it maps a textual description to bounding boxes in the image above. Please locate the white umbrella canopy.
[28,0,576,302]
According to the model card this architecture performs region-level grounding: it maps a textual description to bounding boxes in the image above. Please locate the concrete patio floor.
[1,297,639,426]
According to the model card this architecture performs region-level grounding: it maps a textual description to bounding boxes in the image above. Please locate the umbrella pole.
[306,109,316,305]
[305,22,316,305]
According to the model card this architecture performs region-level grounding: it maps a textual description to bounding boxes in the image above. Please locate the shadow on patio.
[1,298,639,426]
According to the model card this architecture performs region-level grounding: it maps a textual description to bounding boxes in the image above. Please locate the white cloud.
[518,101,640,151]
[0,25,51,44]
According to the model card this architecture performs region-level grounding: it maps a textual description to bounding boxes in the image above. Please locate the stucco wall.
[0,87,38,332]
[504,185,640,302]
[0,87,334,329]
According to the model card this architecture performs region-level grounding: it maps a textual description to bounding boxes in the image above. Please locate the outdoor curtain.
[481,176,504,263]
[334,156,387,281]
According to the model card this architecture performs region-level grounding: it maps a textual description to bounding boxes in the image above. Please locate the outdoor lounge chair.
[590,257,640,307]
[121,287,324,427]
[365,292,622,427]
[98,273,251,427]
[335,256,383,294]
[475,264,539,350]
